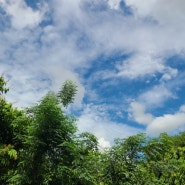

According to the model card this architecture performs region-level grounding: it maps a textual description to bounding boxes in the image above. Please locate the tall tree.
[0,75,30,184]
[11,81,78,184]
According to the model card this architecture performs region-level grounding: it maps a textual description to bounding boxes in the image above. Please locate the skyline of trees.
[0,75,185,185]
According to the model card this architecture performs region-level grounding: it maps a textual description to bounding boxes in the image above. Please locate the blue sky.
[1,0,185,147]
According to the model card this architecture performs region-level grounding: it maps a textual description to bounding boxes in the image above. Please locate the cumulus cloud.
[129,101,185,136]
[129,102,154,125]
[147,112,185,136]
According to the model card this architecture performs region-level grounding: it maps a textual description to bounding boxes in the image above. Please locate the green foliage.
[0,76,31,184]
[58,80,77,107]
[13,92,78,184]
[78,132,98,153]
[0,75,9,95]
[102,133,146,185]
[0,77,185,185]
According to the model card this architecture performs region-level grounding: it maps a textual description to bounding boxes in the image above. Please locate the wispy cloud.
[138,84,174,108]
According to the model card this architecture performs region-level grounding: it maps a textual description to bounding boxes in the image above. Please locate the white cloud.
[160,68,178,82]
[1,0,185,141]
[98,137,111,149]
[0,0,47,29]
[116,54,164,79]
[1,0,183,88]
[109,54,178,80]
[147,112,185,136]
[129,102,154,125]
[0,2,87,108]
[125,0,185,25]
[77,104,142,147]
[107,0,121,10]
[139,84,174,108]
[179,105,185,113]
[129,101,185,136]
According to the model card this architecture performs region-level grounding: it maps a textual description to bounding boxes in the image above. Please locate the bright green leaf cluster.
[58,80,77,107]
[0,75,9,95]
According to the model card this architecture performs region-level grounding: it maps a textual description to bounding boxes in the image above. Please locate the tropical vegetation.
[0,75,185,185]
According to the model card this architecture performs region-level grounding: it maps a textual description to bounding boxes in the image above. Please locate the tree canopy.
[0,76,185,185]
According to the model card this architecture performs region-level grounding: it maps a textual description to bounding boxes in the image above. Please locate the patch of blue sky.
[145,75,185,116]
[0,8,11,31]
[93,79,155,105]
[152,98,183,117]
[82,52,130,78]
[24,0,53,28]
[80,60,166,119]
[39,14,53,28]
[166,55,185,71]
[127,120,146,130]
[103,107,144,129]
[25,0,43,10]
[79,55,181,129]
[84,55,161,87]
[119,0,133,16]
